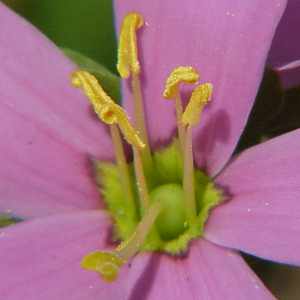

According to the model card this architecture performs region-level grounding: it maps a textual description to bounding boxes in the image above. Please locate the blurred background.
[2,0,117,72]
[1,0,300,299]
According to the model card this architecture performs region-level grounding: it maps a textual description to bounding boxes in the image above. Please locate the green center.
[151,183,186,240]
[95,139,222,255]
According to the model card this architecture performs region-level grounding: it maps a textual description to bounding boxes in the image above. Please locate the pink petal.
[0,3,114,218]
[114,0,287,175]
[0,212,274,299]
[126,239,274,299]
[205,129,300,265]
[268,0,300,89]
[0,211,129,299]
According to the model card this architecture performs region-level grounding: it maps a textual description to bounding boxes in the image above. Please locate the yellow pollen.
[81,251,124,282]
[163,66,200,99]
[71,70,145,149]
[81,201,162,282]
[117,12,144,78]
[104,103,145,149]
[182,83,213,126]
[71,70,112,106]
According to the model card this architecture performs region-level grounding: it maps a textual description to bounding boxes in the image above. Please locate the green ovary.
[95,139,222,255]
[151,183,186,240]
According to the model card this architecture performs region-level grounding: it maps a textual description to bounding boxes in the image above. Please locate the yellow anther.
[96,102,144,149]
[81,251,124,282]
[117,12,144,78]
[182,83,213,126]
[98,102,118,124]
[71,70,112,106]
[104,103,145,149]
[163,66,200,99]
[71,70,145,149]
[81,201,162,282]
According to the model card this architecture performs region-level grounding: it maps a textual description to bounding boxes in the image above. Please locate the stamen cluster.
[71,12,216,283]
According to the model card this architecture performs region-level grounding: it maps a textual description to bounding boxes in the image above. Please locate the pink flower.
[268,0,300,89]
[0,1,298,299]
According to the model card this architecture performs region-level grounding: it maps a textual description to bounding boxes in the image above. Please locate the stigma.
[70,12,222,283]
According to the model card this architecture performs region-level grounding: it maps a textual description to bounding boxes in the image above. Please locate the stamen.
[182,83,213,222]
[163,66,200,99]
[182,83,213,126]
[110,124,135,208]
[101,104,150,212]
[131,74,152,169]
[182,126,196,221]
[71,70,112,106]
[71,70,145,149]
[117,12,144,78]
[81,201,162,282]
[117,13,152,170]
[71,70,150,215]
[99,102,145,149]
[133,146,150,212]
[81,251,124,283]
[71,70,142,208]
[103,104,150,213]
[163,67,200,149]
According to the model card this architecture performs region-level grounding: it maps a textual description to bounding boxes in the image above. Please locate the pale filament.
[81,201,162,282]
[110,124,135,208]
[131,73,153,170]
[182,83,213,222]
[132,146,150,212]
[182,125,196,221]
[174,91,186,151]
[116,201,162,261]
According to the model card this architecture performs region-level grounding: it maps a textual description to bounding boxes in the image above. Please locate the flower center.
[151,183,186,240]
[71,12,222,282]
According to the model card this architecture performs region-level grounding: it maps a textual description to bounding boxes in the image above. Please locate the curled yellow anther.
[93,101,145,149]
[81,251,124,282]
[163,66,200,99]
[182,83,213,126]
[117,12,144,78]
[71,70,112,106]
[81,201,162,282]
[100,102,145,149]
[71,70,145,149]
